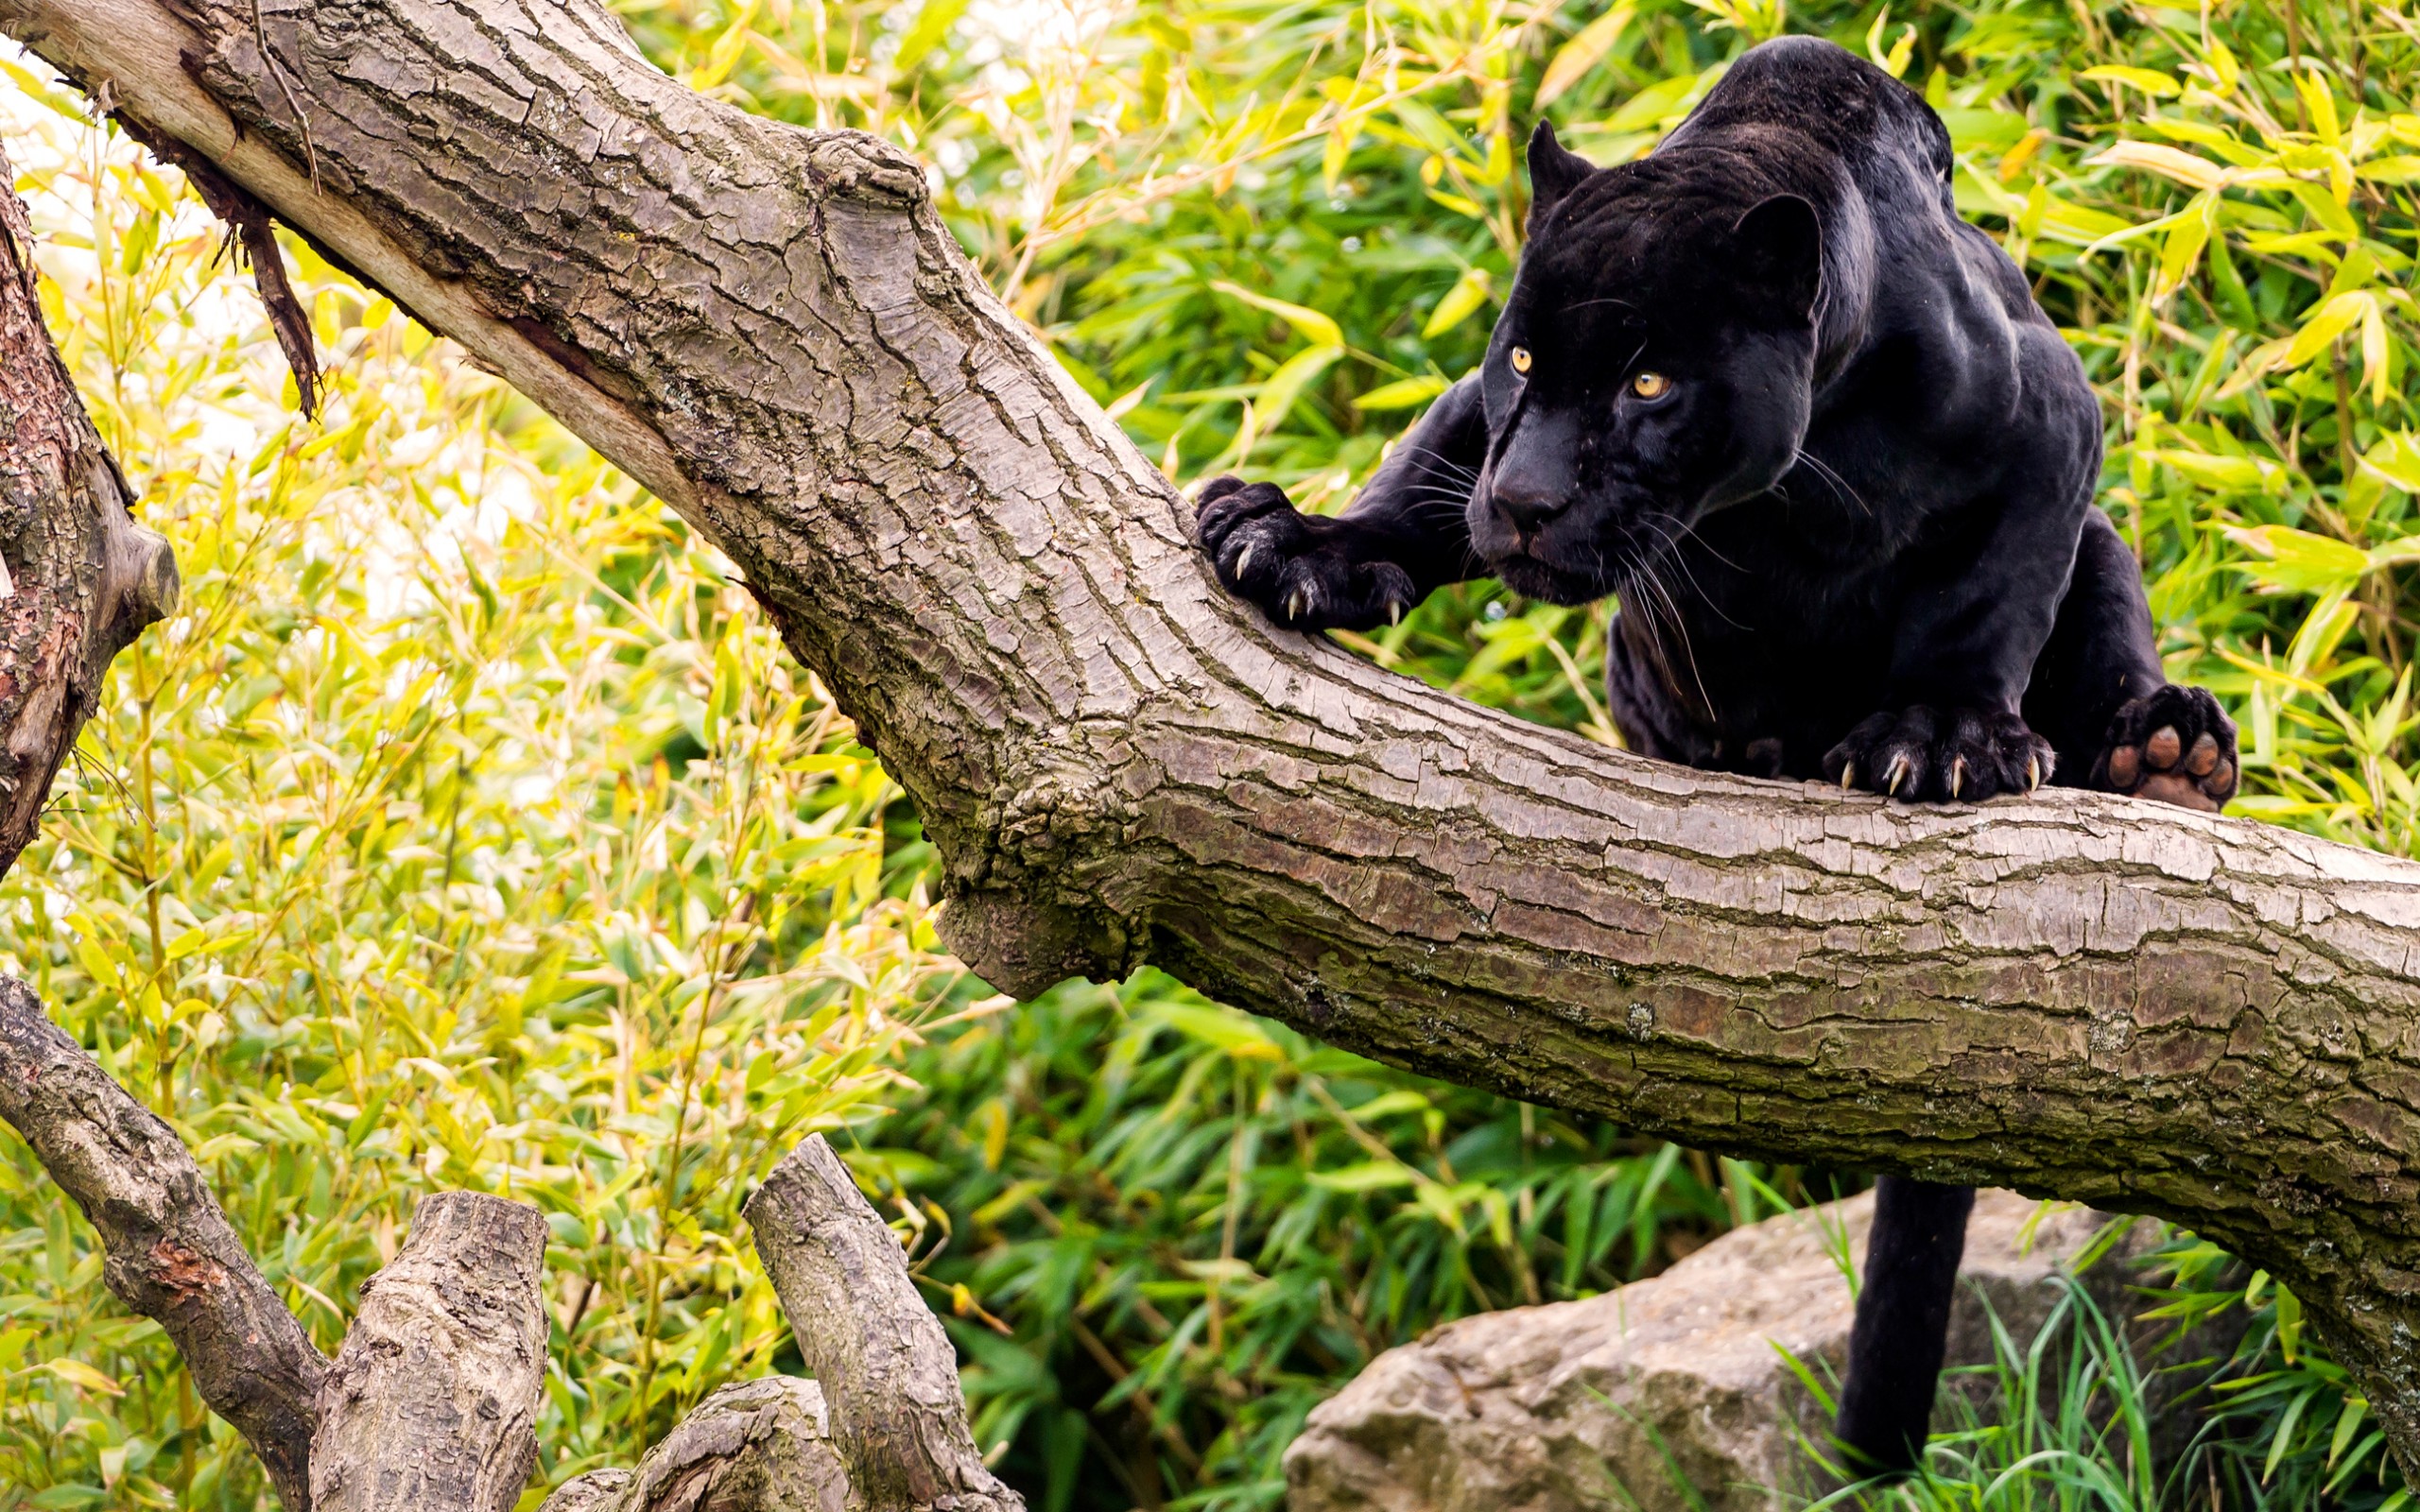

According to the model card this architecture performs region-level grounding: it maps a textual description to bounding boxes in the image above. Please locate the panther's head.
[1471,122,1824,606]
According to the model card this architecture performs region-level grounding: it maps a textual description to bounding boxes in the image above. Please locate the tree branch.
[0,132,177,876]
[0,982,325,1506]
[311,1192,550,1512]
[747,1136,1023,1512]
[9,0,2420,1474]
[539,1377,853,1512]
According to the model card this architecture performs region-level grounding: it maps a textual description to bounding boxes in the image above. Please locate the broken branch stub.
[746,1136,1024,1512]
[310,1192,550,1512]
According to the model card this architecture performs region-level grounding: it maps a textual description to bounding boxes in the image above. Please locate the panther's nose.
[1490,478,1567,538]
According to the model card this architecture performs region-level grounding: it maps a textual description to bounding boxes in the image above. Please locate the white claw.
[1233,542,1255,581]
[1286,588,1307,621]
[1389,599,1405,627]
[1885,753,1910,797]
[2026,754,2043,792]
[1948,758,1965,799]
[1840,763,1856,791]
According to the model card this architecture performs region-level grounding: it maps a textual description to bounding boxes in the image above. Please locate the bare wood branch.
[0,131,177,876]
[0,978,324,1507]
[539,1377,852,1512]
[310,1191,550,1512]
[10,0,2420,1476]
[747,1137,1022,1512]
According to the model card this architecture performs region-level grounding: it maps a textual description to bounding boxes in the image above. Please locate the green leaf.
[2080,64,2183,95]
[890,0,973,74]
[1537,2,1635,107]
[1209,281,1344,349]
[1353,375,1451,410]
[2227,524,2370,594]
[1309,1161,1418,1192]
[1422,266,1494,337]
[1150,1002,1284,1059]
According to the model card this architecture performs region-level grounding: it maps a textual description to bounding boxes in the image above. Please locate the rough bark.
[310,1192,550,1512]
[539,1377,853,1512]
[0,971,997,1512]
[0,977,325,1506]
[0,135,177,875]
[9,0,2420,1474]
[747,1137,1022,1512]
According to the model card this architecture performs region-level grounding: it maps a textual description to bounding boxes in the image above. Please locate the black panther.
[1194,35,2237,1473]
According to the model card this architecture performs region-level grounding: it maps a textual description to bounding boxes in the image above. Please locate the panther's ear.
[1526,121,1595,230]
[1732,194,1824,319]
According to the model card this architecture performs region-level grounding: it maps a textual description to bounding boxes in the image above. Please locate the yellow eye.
[1631,370,1670,400]
[1510,346,1532,375]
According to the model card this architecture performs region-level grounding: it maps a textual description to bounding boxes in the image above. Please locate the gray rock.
[1285,1189,2204,1512]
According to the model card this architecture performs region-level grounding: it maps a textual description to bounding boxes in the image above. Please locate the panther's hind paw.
[2093,684,2237,812]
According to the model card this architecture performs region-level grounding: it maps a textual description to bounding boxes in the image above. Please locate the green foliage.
[6,0,2420,1504]
[1792,1237,2411,1512]
[863,974,1809,1510]
[0,94,979,1505]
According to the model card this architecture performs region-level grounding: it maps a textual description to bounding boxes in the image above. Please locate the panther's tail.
[1833,1177,1976,1476]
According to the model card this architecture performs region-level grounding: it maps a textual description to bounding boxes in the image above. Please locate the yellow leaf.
[1322,125,1357,193]
[2363,299,2390,407]
[1423,267,1494,338]
[2283,291,2372,369]
[41,1358,126,1397]
[2298,70,2342,148]
[2088,141,2228,191]
[1249,343,1346,434]
[1864,9,1915,78]
[2358,155,2420,184]
[1537,3,1635,107]
[1354,375,1452,410]
[2080,64,2182,97]
[1209,282,1344,349]
[2153,191,2217,301]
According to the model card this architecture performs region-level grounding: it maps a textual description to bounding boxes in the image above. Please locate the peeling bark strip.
[311,1192,550,1512]
[0,978,325,1508]
[747,1137,1024,1512]
[0,136,178,876]
[10,0,2420,1474]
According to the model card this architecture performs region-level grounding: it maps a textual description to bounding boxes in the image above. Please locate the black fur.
[1837,1179,1977,1471]
[1197,36,2241,1470]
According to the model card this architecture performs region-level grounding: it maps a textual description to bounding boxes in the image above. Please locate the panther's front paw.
[1822,706,2052,802]
[2092,684,2237,812]
[1194,476,1416,632]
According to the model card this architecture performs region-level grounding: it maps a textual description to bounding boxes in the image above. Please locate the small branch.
[539,1377,852,1512]
[0,978,325,1508]
[107,116,320,417]
[311,1192,549,1512]
[745,1137,1024,1512]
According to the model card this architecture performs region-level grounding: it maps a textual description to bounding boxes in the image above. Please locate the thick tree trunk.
[0,135,177,873]
[10,0,2420,1475]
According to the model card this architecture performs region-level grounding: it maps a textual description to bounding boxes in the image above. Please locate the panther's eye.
[1631,370,1671,400]
[1510,346,1533,375]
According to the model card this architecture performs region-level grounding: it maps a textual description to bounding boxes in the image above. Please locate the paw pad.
[2093,687,2237,813]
